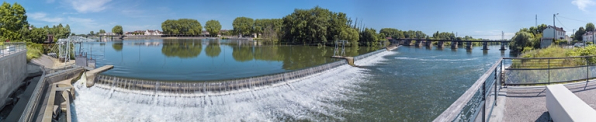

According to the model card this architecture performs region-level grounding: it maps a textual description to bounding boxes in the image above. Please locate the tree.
[339,28,359,46]
[0,2,28,41]
[89,31,94,35]
[575,27,586,41]
[509,31,536,53]
[99,29,106,34]
[587,23,595,32]
[161,19,202,35]
[205,20,221,37]
[233,17,254,36]
[112,25,123,35]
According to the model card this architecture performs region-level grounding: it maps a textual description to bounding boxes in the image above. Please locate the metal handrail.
[434,59,502,122]
[0,42,26,58]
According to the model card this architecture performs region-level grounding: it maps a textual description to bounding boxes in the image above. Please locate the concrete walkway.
[500,81,596,122]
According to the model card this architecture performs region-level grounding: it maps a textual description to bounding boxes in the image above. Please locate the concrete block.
[546,84,596,122]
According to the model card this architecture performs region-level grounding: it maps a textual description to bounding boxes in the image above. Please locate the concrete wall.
[0,51,27,108]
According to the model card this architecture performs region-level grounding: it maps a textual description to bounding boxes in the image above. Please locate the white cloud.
[66,0,112,13]
[572,0,595,12]
[28,12,64,23]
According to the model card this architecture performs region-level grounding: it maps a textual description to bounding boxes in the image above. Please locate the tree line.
[0,2,71,43]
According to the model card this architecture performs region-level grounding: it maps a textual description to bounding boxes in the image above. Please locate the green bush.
[26,42,42,61]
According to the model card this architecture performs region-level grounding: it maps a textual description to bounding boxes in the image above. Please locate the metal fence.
[434,59,502,122]
[0,42,26,58]
[503,56,596,85]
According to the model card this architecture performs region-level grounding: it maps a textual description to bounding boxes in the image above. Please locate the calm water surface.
[81,39,379,81]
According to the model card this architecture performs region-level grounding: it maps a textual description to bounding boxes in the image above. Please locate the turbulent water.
[73,45,509,121]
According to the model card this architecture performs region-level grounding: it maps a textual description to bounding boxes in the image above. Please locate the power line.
[557,15,590,23]
[556,16,570,31]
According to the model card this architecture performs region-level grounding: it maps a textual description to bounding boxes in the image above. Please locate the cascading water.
[73,50,392,121]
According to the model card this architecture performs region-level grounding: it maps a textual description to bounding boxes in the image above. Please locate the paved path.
[502,81,596,122]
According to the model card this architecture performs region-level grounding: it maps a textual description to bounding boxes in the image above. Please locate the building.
[100,32,116,36]
[583,31,596,44]
[144,30,163,35]
[541,26,566,48]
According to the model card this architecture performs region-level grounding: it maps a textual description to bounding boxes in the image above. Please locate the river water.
[73,44,510,121]
[83,39,378,81]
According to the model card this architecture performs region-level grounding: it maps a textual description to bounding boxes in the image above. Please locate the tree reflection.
[205,41,221,57]
[232,45,254,62]
[112,42,123,51]
[161,39,202,58]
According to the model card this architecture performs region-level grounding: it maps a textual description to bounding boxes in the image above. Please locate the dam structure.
[73,48,393,121]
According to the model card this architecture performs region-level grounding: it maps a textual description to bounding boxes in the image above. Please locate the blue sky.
[6,0,596,39]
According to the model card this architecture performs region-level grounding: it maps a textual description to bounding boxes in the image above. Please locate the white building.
[100,32,116,36]
[543,26,566,40]
[144,30,163,35]
[541,26,566,48]
[583,31,595,43]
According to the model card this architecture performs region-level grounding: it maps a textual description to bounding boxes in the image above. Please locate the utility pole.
[535,14,537,27]
[502,31,504,40]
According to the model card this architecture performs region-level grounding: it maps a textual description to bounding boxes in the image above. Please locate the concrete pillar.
[482,42,489,50]
[500,42,506,50]
[416,39,423,47]
[425,40,432,47]
[466,41,472,49]
[451,41,458,49]
[437,41,444,48]
[403,40,411,46]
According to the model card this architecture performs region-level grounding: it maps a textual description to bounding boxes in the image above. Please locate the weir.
[91,49,388,96]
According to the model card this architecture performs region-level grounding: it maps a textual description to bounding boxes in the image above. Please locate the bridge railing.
[503,56,596,85]
[434,59,502,122]
[0,42,26,58]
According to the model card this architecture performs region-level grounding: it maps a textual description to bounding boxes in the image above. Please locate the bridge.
[389,38,511,50]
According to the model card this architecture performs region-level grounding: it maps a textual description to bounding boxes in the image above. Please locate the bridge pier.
[466,41,472,49]
[437,41,444,48]
[425,40,432,47]
[500,42,506,50]
[402,40,411,46]
[482,42,489,50]
[451,41,458,49]
[416,39,423,47]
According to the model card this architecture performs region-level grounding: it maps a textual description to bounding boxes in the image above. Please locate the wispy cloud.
[572,0,595,12]
[28,12,64,23]
[65,0,112,13]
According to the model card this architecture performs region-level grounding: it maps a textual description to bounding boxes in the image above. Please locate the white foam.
[73,50,394,121]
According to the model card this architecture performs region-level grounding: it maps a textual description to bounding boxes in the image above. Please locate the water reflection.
[205,40,221,57]
[161,39,202,58]
[112,42,123,51]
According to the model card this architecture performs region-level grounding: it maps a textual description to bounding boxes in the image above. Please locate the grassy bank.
[511,46,596,69]
[26,42,42,61]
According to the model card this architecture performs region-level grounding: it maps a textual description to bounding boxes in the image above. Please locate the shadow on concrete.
[534,112,551,122]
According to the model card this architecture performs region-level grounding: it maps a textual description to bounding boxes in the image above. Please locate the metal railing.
[434,59,502,122]
[0,42,26,58]
[503,56,596,85]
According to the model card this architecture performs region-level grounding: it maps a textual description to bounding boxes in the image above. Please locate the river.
[73,43,510,121]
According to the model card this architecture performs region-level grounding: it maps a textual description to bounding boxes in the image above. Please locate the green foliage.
[340,28,359,46]
[205,20,221,37]
[112,25,123,35]
[253,18,283,39]
[90,31,94,35]
[281,6,358,44]
[359,28,379,46]
[0,2,27,41]
[26,42,42,60]
[233,17,254,36]
[574,27,586,41]
[161,19,202,35]
[587,23,595,32]
[510,30,539,53]
[99,29,106,34]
